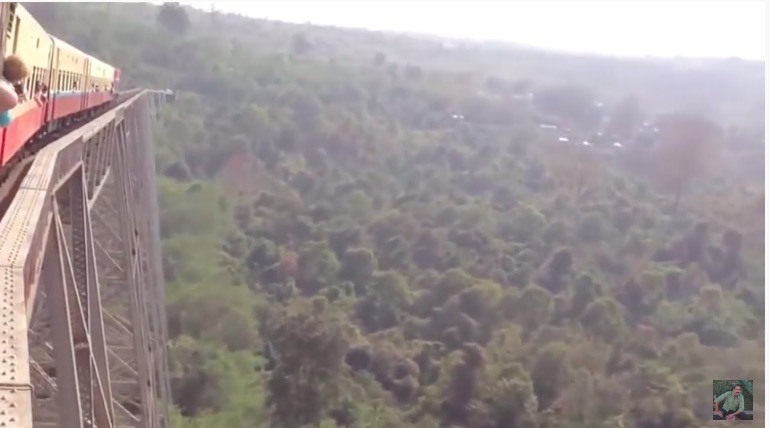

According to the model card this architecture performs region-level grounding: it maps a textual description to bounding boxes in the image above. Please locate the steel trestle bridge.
[0,90,172,428]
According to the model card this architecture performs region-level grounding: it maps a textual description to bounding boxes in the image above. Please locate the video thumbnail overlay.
[713,380,753,421]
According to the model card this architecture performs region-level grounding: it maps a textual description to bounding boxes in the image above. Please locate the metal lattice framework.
[0,90,172,428]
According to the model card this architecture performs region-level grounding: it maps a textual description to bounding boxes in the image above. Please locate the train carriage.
[87,57,115,108]
[50,36,88,121]
[0,2,52,165]
[0,1,121,169]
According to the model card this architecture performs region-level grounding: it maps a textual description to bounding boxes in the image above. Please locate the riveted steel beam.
[0,91,171,428]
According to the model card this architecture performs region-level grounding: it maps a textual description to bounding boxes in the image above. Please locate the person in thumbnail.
[714,384,749,420]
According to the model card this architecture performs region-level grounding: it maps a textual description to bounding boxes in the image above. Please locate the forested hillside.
[25,3,764,427]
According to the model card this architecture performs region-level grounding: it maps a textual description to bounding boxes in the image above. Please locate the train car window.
[24,68,32,95]
[21,76,29,99]
[28,73,34,96]
[29,67,35,95]
[6,10,14,38]
[32,67,38,90]
[35,67,42,96]
[11,16,19,53]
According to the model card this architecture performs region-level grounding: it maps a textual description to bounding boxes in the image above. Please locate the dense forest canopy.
[25,2,764,428]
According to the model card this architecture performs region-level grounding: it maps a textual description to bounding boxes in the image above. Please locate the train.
[0,2,121,170]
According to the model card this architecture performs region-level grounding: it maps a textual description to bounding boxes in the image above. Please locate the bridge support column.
[43,163,115,428]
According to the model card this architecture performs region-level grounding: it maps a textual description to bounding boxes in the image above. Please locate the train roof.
[90,56,111,68]
[14,4,46,34]
[15,4,118,72]
[50,35,86,57]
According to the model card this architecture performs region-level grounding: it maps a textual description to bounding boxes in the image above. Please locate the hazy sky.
[196,1,766,60]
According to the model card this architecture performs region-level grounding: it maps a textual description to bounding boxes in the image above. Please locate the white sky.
[192,1,767,60]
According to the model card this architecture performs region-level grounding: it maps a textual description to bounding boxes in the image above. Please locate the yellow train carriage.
[88,57,114,92]
[0,3,118,99]
[4,3,53,98]
[50,35,88,93]
[0,1,127,174]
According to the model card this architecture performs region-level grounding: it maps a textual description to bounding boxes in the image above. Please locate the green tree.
[263,298,356,427]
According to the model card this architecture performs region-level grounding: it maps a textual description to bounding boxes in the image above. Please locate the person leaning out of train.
[13,80,27,103]
[0,54,31,128]
[31,80,48,102]
[40,83,49,102]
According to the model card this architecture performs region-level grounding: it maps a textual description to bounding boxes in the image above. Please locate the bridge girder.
[0,91,172,428]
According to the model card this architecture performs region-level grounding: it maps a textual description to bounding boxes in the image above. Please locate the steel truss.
[0,91,173,428]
